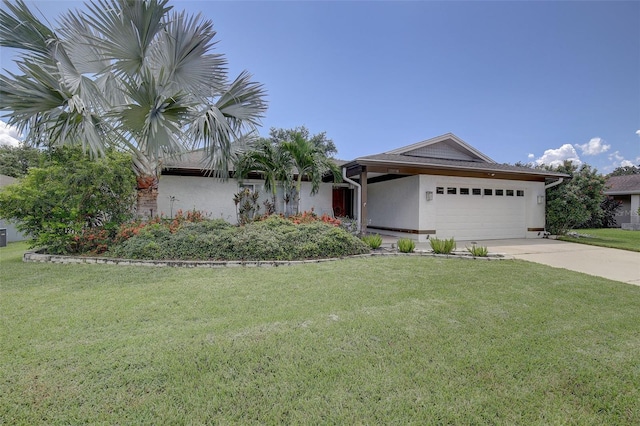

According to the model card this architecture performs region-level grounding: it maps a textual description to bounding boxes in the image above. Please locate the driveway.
[460,238,640,286]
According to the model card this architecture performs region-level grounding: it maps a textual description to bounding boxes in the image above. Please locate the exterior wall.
[0,218,27,243]
[367,175,420,232]
[612,195,631,227]
[298,182,334,217]
[157,175,334,224]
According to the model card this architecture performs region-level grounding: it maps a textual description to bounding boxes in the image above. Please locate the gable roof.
[386,133,495,163]
[605,174,640,195]
[345,133,568,181]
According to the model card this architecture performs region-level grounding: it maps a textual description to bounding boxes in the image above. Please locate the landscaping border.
[23,249,508,267]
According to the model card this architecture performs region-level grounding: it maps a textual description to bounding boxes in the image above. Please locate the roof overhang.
[343,158,569,183]
[604,190,639,196]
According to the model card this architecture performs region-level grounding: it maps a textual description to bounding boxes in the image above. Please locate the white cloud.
[608,151,625,162]
[527,153,535,159]
[574,137,610,156]
[607,151,638,170]
[535,144,582,167]
[0,121,22,147]
[636,130,640,136]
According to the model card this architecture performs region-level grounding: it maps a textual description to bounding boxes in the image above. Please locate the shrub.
[106,216,369,261]
[233,188,261,225]
[397,238,415,253]
[0,146,136,254]
[430,237,456,254]
[336,216,358,235]
[361,234,383,249]
[286,210,341,227]
[466,244,489,257]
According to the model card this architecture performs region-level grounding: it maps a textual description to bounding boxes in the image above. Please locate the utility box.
[0,228,6,247]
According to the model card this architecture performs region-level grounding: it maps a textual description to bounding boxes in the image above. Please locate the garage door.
[435,186,526,240]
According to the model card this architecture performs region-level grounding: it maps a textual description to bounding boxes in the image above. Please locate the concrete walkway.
[380,236,640,286]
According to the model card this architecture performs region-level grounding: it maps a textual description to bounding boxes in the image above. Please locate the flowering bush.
[114,209,208,245]
[285,210,341,227]
[72,228,113,255]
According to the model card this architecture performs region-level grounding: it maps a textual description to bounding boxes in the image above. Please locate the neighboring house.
[605,174,640,230]
[0,174,27,243]
[159,133,568,241]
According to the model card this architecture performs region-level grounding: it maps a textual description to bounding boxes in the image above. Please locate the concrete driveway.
[460,238,640,286]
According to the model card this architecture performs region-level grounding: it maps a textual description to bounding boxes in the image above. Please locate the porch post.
[360,167,367,234]
[631,194,640,224]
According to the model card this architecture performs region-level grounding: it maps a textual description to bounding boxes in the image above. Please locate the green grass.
[2,241,640,424]
[560,228,640,252]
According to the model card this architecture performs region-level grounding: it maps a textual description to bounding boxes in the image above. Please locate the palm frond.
[150,10,227,95]
[0,0,56,60]
[81,0,170,77]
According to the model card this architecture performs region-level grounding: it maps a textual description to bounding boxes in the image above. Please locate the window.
[436,187,444,194]
[484,189,493,196]
[472,188,481,195]
[460,188,470,195]
[447,187,457,195]
[239,183,257,192]
[516,190,524,197]
[495,189,504,196]
[506,190,514,196]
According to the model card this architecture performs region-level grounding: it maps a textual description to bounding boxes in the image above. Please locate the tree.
[268,126,338,158]
[235,127,341,216]
[0,146,136,253]
[280,131,341,214]
[0,144,41,177]
[0,0,266,217]
[235,138,292,211]
[542,161,607,234]
[609,165,640,176]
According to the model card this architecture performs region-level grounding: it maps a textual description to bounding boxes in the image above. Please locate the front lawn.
[2,242,640,424]
[559,228,640,252]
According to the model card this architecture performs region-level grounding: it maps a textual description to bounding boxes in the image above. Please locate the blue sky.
[1,0,638,173]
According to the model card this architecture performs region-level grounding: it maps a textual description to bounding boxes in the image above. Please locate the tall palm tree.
[235,138,291,213]
[281,131,341,214]
[0,0,267,217]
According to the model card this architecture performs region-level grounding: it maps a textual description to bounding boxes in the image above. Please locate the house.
[159,133,568,241]
[0,174,27,243]
[605,174,640,230]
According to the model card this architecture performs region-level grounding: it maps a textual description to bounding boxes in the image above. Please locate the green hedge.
[107,216,369,261]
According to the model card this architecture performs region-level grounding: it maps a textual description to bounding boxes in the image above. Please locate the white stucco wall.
[367,175,420,232]
[157,175,334,224]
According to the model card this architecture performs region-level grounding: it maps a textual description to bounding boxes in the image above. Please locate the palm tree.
[280,131,341,214]
[235,138,291,213]
[0,0,267,217]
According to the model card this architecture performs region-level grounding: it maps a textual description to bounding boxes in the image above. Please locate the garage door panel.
[435,191,526,240]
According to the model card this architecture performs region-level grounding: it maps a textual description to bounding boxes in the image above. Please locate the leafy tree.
[609,165,640,176]
[542,161,607,234]
[580,196,622,229]
[0,0,266,217]
[0,144,41,177]
[0,146,136,253]
[268,126,338,158]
